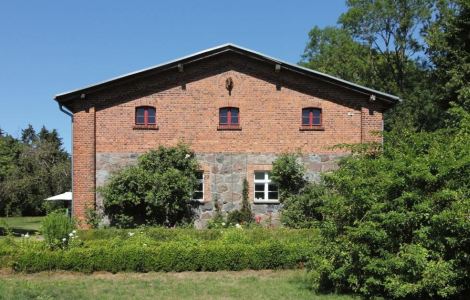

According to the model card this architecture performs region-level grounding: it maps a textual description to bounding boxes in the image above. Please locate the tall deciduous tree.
[427,0,470,112]
[0,125,70,216]
[301,0,443,131]
[339,0,435,93]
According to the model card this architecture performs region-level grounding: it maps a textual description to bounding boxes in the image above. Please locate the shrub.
[101,143,199,228]
[85,206,103,229]
[207,197,226,229]
[218,179,254,226]
[305,121,470,299]
[41,210,76,249]
[271,153,307,200]
[280,183,325,228]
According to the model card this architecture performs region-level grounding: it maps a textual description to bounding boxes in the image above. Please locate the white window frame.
[192,171,204,202]
[253,171,279,204]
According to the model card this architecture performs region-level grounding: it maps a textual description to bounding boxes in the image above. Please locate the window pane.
[268,184,278,192]
[254,172,265,180]
[136,108,145,124]
[302,109,310,118]
[255,192,265,199]
[196,172,203,180]
[302,109,311,125]
[231,108,239,124]
[196,183,203,191]
[193,192,203,200]
[136,108,145,117]
[147,115,156,124]
[255,183,265,192]
[136,115,145,124]
[268,191,278,200]
[220,108,228,124]
[313,109,321,125]
[302,116,310,125]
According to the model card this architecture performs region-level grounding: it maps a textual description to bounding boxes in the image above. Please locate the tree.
[0,126,71,216]
[301,0,443,131]
[300,26,373,86]
[427,0,470,112]
[339,0,435,94]
[21,124,37,145]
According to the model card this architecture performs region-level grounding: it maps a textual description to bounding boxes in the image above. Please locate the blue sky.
[0,1,346,152]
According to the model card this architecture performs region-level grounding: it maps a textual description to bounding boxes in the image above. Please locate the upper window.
[219,107,239,126]
[135,106,156,125]
[254,171,279,203]
[302,108,322,127]
[192,171,204,202]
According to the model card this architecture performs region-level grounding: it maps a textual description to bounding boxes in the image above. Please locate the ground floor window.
[192,171,204,201]
[254,171,278,203]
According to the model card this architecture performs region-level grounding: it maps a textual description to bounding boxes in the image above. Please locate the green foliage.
[281,184,326,229]
[85,206,103,229]
[41,211,76,249]
[226,179,254,225]
[0,228,319,273]
[271,153,306,200]
[101,143,199,228]
[303,115,470,299]
[427,0,470,112]
[0,125,70,216]
[207,196,226,229]
[339,0,434,93]
[301,26,372,86]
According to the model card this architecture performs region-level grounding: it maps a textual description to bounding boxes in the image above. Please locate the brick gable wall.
[69,53,386,226]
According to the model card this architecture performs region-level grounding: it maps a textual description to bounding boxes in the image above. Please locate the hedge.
[11,241,312,273]
[1,228,319,273]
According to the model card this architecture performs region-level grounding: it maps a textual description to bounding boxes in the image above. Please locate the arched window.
[302,107,322,127]
[219,107,239,126]
[135,106,156,125]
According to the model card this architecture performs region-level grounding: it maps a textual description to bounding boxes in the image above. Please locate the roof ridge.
[55,43,400,103]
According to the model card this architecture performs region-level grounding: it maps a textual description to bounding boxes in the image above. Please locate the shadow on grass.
[0,227,39,237]
[287,270,359,299]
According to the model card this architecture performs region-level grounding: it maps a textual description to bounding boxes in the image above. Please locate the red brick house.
[54,44,399,227]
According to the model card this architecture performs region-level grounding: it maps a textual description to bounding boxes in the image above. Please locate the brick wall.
[69,52,387,225]
[71,105,96,226]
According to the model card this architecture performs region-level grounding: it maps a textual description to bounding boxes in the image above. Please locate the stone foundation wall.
[96,152,346,228]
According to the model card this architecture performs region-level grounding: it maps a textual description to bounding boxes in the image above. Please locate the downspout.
[58,103,74,217]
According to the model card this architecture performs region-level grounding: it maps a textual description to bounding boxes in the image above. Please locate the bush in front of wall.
[100,143,199,228]
[271,153,307,200]
[226,179,254,225]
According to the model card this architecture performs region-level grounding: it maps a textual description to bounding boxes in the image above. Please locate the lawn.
[0,270,355,300]
[0,216,43,236]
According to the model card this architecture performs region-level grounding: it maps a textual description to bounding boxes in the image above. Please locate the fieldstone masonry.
[96,152,345,228]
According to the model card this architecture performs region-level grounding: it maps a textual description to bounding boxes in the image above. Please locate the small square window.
[135,106,156,126]
[302,108,322,127]
[253,171,278,203]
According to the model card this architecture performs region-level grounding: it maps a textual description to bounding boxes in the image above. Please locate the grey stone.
[216,183,228,193]
[95,151,344,228]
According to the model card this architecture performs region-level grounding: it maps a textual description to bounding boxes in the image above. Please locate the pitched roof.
[54,43,400,105]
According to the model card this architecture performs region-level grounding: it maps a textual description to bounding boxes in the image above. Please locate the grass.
[0,270,355,300]
[0,216,43,237]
